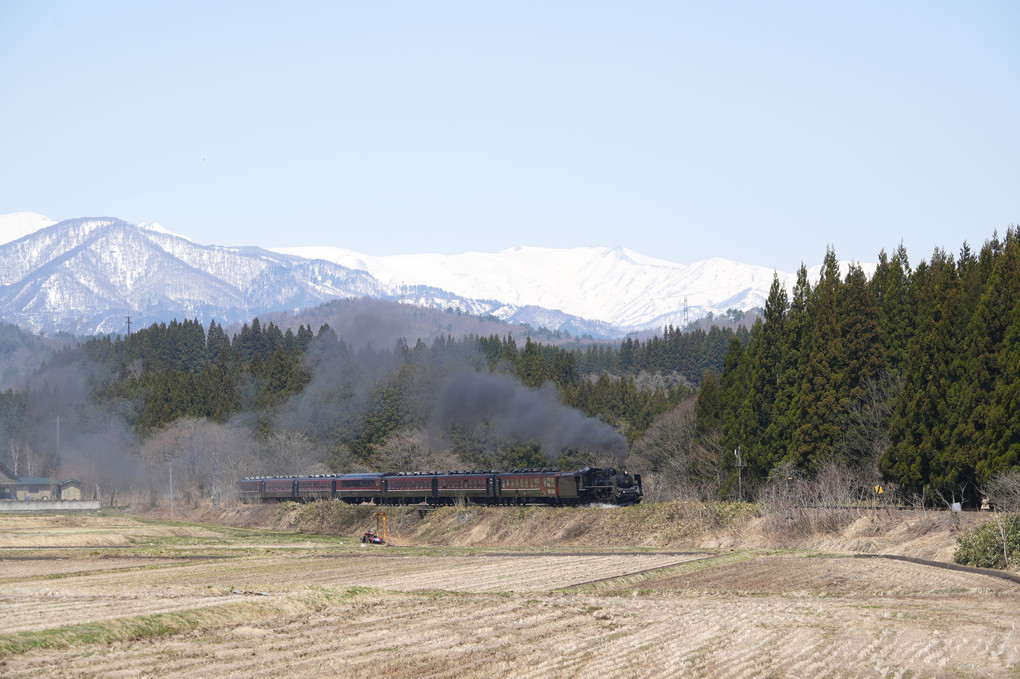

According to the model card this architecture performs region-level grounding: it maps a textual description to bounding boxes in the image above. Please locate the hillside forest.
[0,229,1017,508]
[0,306,730,504]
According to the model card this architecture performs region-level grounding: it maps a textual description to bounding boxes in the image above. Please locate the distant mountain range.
[0,212,872,337]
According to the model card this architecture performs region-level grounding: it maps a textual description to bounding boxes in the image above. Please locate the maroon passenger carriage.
[237,467,642,506]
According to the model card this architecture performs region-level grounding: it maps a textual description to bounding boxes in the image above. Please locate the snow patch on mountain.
[138,221,191,241]
[0,212,57,245]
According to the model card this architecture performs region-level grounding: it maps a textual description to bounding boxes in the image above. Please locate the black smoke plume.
[432,371,627,463]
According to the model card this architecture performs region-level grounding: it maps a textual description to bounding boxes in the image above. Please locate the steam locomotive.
[237,467,642,506]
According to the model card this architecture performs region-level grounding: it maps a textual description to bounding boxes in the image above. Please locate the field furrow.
[1,515,1018,678]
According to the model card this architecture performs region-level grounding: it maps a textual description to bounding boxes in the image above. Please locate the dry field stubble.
[0,512,1017,678]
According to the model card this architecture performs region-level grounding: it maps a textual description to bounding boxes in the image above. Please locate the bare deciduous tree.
[983,469,1020,513]
[629,398,724,501]
[8,440,28,476]
[981,469,1020,569]
[375,429,464,472]
[835,371,902,470]
[758,459,889,537]
[139,418,265,507]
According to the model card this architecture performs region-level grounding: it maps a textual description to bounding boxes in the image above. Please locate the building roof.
[17,478,53,486]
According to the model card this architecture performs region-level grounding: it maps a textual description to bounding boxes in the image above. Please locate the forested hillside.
[0,308,733,502]
[704,230,1019,506]
[1,229,1016,509]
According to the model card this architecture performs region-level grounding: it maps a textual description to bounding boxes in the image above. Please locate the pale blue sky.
[1,1,1017,271]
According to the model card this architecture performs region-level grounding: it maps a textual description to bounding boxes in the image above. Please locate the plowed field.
[0,514,1017,678]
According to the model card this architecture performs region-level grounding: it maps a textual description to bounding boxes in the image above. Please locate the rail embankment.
[148,500,997,564]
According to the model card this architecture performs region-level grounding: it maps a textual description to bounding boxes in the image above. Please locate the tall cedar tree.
[869,243,914,374]
[836,262,886,463]
[761,264,813,478]
[986,235,1020,477]
[719,335,752,492]
[743,276,788,480]
[958,233,1020,483]
[790,249,844,471]
[882,251,960,498]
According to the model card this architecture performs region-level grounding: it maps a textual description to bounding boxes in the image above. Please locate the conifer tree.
[744,275,788,476]
[985,265,1020,478]
[957,231,1020,485]
[882,250,960,498]
[790,249,844,471]
[206,321,231,366]
[518,337,549,388]
[549,349,579,391]
[719,335,751,492]
[870,243,914,372]
[840,265,885,411]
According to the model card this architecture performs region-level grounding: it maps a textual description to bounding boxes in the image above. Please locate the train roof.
[242,468,572,482]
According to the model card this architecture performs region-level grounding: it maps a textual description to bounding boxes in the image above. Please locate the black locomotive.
[237,467,642,506]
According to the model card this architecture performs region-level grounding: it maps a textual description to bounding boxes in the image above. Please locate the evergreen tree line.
[706,230,1020,505]
[83,318,316,431]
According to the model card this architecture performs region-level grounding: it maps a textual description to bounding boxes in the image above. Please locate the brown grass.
[152,499,983,563]
[2,509,1012,677]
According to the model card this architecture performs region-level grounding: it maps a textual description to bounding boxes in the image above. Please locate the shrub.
[953,514,1020,569]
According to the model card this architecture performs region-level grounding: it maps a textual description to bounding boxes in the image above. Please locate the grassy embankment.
[164,498,980,562]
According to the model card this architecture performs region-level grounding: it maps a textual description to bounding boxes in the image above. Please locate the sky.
[1,1,1017,272]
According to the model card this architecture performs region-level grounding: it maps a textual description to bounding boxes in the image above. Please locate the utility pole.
[125,316,132,335]
[786,475,793,524]
[735,446,746,502]
[168,460,174,520]
[212,452,220,508]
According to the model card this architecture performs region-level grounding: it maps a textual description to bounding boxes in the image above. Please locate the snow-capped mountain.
[0,216,391,335]
[0,212,57,243]
[273,245,871,333]
[0,213,868,337]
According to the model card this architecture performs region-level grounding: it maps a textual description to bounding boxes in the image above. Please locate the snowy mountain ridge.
[273,245,873,332]
[0,213,871,337]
